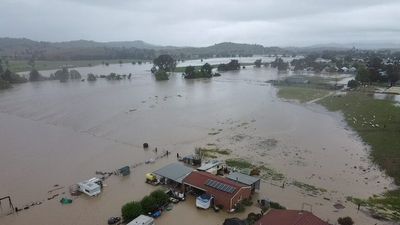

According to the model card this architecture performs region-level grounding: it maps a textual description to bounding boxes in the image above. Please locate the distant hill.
[0,38,291,60]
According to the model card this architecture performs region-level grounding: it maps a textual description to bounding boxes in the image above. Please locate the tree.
[87,73,97,81]
[153,54,176,72]
[337,216,354,225]
[218,60,240,71]
[201,63,212,75]
[347,79,359,89]
[121,201,143,223]
[386,64,400,86]
[254,59,262,68]
[184,66,196,77]
[150,190,169,207]
[29,68,43,82]
[355,66,370,84]
[1,69,27,84]
[155,70,169,81]
[69,70,81,79]
[271,58,289,71]
[54,68,70,82]
[140,195,157,213]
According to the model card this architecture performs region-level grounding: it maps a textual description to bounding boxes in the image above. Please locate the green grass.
[318,92,400,185]
[8,59,150,72]
[347,190,400,221]
[277,86,330,103]
[258,165,285,181]
[291,180,327,195]
[226,158,253,170]
[198,147,231,159]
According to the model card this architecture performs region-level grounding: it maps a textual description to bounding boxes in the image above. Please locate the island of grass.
[277,86,330,103]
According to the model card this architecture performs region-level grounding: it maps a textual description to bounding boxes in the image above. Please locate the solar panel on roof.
[205,179,236,193]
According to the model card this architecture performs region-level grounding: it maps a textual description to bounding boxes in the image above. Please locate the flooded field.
[0,59,396,225]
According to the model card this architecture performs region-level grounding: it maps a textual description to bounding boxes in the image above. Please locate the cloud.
[0,0,399,46]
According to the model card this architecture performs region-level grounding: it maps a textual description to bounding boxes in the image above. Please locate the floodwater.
[0,58,396,225]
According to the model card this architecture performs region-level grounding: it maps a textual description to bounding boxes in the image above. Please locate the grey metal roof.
[153,163,193,183]
[226,172,260,186]
[197,160,222,171]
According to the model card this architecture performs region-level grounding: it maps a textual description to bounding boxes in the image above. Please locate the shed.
[153,163,193,184]
[197,160,224,175]
[183,171,252,211]
[227,172,260,192]
[255,209,330,225]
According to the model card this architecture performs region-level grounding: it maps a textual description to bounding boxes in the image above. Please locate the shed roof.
[197,160,222,171]
[255,209,330,225]
[227,172,260,186]
[153,163,193,184]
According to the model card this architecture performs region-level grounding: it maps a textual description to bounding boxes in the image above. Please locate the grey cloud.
[0,0,399,46]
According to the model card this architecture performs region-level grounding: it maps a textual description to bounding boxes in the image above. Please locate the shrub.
[150,190,169,207]
[141,196,158,213]
[242,198,253,206]
[235,202,245,213]
[270,201,286,209]
[347,79,359,89]
[121,201,143,223]
[338,216,354,225]
[155,70,169,81]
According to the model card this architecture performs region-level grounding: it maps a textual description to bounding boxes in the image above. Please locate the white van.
[127,215,155,225]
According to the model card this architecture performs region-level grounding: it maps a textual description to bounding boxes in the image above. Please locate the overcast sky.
[1,0,400,47]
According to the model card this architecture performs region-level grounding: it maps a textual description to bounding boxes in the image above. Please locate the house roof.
[153,163,193,184]
[183,171,248,199]
[256,209,330,225]
[227,172,260,186]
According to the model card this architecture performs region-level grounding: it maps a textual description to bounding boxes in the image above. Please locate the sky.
[1,0,400,47]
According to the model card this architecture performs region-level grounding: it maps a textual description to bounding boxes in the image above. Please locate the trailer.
[127,215,155,225]
[78,177,102,197]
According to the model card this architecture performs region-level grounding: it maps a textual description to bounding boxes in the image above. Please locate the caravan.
[127,215,155,225]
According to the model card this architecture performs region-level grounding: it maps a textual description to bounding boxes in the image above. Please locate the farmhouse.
[255,209,330,225]
[183,171,251,211]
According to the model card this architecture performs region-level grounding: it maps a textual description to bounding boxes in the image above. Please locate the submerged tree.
[153,54,176,72]
[254,59,262,68]
[29,68,43,82]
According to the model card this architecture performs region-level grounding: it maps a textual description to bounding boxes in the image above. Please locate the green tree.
[185,66,196,77]
[1,69,27,84]
[141,196,157,213]
[121,201,143,223]
[153,54,176,72]
[337,216,354,225]
[386,64,400,86]
[355,66,370,84]
[347,79,359,89]
[150,190,169,207]
[201,63,212,75]
[69,70,81,79]
[155,70,169,81]
[87,73,97,81]
[29,68,42,82]
[254,59,262,68]
[54,68,70,82]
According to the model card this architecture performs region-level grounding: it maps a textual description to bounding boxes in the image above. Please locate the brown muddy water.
[0,60,396,225]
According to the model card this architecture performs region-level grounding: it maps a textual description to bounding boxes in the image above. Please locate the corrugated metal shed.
[227,172,260,186]
[153,163,193,184]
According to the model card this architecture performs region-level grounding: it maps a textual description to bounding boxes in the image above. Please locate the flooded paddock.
[0,59,395,225]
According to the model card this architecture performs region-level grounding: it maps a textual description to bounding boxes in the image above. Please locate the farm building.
[255,209,330,225]
[226,172,260,193]
[197,160,225,175]
[153,163,193,185]
[183,171,252,211]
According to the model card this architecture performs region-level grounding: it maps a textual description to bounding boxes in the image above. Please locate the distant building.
[183,171,252,211]
[255,209,330,225]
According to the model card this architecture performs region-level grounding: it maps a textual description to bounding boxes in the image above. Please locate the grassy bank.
[9,59,150,73]
[275,85,400,221]
[277,86,330,103]
[319,92,400,185]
